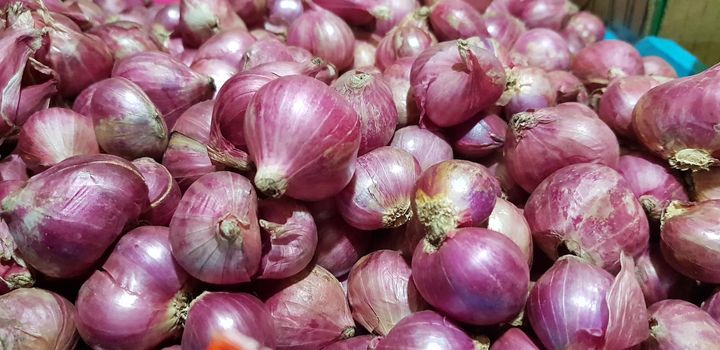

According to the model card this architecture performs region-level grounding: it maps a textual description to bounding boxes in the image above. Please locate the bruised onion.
[643,56,678,78]
[1,154,148,278]
[375,310,475,350]
[390,125,453,170]
[599,75,665,138]
[429,0,488,41]
[500,66,557,117]
[87,21,159,60]
[618,153,688,220]
[546,70,589,104]
[76,226,191,350]
[375,25,434,71]
[169,171,261,284]
[562,11,605,50]
[645,300,720,349]
[488,197,533,265]
[510,28,570,71]
[383,57,420,127]
[133,158,181,226]
[287,4,355,71]
[524,163,649,272]
[324,336,381,350]
[636,245,695,305]
[447,110,507,159]
[491,328,539,350]
[16,108,99,171]
[571,40,645,87]
[178,0,247,48]
[312,201,373,277]
[505,103,619,192]
[0,155,27,181]
[193,28,256,67]
[483,10,526,48]
[0,288,78,349]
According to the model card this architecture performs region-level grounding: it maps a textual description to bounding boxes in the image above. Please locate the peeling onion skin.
[691,167,720,201]
[323,335,381,350]
[490,328,539,350]
[133,158,182,226]
[643,56,678,78]
[546,70,590,104]
[374,311,476,350]
[169,171,261,284]
[287,5,355,72]
[571,40,644,87]
[390,125,453,171]
[644,300,720,349]
[636,245,695,306]
[447,110,507,160]
[633,65,720,171]
[598,75,666,139]
[618,153,688,221]
[428,0,489,41]
[660,200,720,283]
[524,163,650,272]
[488,197,533,266]
[510,28,571,71]
[483,10,526,49]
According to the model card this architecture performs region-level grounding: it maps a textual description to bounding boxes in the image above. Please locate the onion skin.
[353,35,378,69]
[0,156,28,181]
[524,163,649,272]
[501,67,557,117]
[287,5,355,71]
[0,288,78,350]
[193,28,256,67]
[447,110,506,160]
[182,292,276,350]
[660,200,720,283]
[14,80,59,129]
[348,250,426,335]
[190,58,239,97]
[178,0,247,48]
[256,198,318,280]
[76,226,191,350]
[488,197,533,265]
[390,125,453,170]
[2,154,148,278]
[562,11,605,50]
[264,265,355,350]
[133,158,181,226]
[483,10,526,48]
[633,65,720,171]
[429,0,488,41]
[241,38,302,69]
[265,0,303,35]
[547,70,589,104]
[17,108,99,172]
[312,205,372,277]
[154,4,180,32]
[505,103,620,192]
[87,21,159,60]
[245,75,361,201]
[491,328,539,350]
[691,167,720,201]
[374,310,476,349]
[312,0,375,26]
[703,290,720,323]
[571,40,644,87]
[510,28,570,71]
[618,153,688,220]
[169,171,261,284]
[643,56,678,78]
[636,245,695,305]
[598,75,665,138]
[0,219,33,294]
[375,25,434,71]
[228,0,267,26]
[645,300,720,349]
[383,57,420,127]
[411,38,506,127]
[323,335,381,350]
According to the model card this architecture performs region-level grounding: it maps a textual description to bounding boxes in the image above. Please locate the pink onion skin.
[390,125,453,170]
[256,198,318,280]
[524,163,650,272]
[411,39,506,127]
[323,335,381,350]
[412,227,529,325]
[633,65,720,171]
[74,77,169,160]
[154,4,180,32]
[636,245,695,305]
[703,291,720,323]
[76,226,191,350]
[618,153,688,220]
[599,75,665,138]
[16,108,99,172]
[692,168,720,201]
[112,51,214,130]
[0,180,24,204]
[169,171,261,284]
[87,21,159,60]
[348,250,426,335]
[485,153,529,205]
[488,197,533,265]
[182,292,276,350]
[0,288,78,350]
[501,66,557,117]
[264,265,356,350]
[645,300,720,349]
[383,57,420,127]
[311,200,373,277]
[265,0,304,35]
[0,218,33,294]
[429,0,489,41]
[1,154,148,278]
[660,200,720,283]
[133,158,181,226]
[571,40,645,87]
[643,56,678,78]
[562,11,604,49]
[375,310,475,350]
[14,80,59,129]
[546,70,589,104]
[178,0,247,48]
[505,103,620,192]
[375,25,434,71]
[353,36,378,69]
[190,59,239,97]
[245,75,361,201]
[483,10,526,48]
[513,0,572,30]
[193,28,256,67]
[312,0,376,26]
[447,110,507,160]
[491,328,539,350]
[371,0,420,36]
[0,156,27,182]
[287,6,355,72]
[332,70,398,155]
[510,28,570,70]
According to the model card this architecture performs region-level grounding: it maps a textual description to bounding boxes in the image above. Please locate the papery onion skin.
[501,66,557,117]
[383,58,420,127]
[178,0,247,48]
[633,65,720,171]
[14,80,58,129]
[182,292,276,350]
[644,300,720,349]
[241,39,313,70]
[287,5,355,71]
[169,171,260,284]
[133,158,181,226]
[193,28,256,67]
[691,168,720,201]
[264,265,355,350]
[505,103,619,192]
[447,110,507,160]
[17,108,99,172]
[311,201,373,277]
[87,21,159,60]
[660,200,720,283]
[0,288,78,350]
[0,218,33,294]
[2,155,147,278]
[348,250,426,335]
[510,28,570,71]
[618,153,688,220]
[323,335,381,350]
[524,163,649,272]
[643,56,678,78]
[374,311,475,350]
[562,11,605,49]
[76,226,191,350]
[0,155,28,181]
[491,328,539,350]
[429,0,489,41]
[488,197,533,265]
[571,40,645,87]
[483,10,526,48]
[390,125,453,171]
[546,70,589,104]
[256,198,318,280]
[636,245,695,305]
[598,75,665,138]
[245,75,361,201]
[375,25,434,71]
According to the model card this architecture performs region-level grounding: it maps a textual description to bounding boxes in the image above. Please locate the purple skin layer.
[375,25,434,71]
[383,58,420,127]
[133,158,182,226]
[0,288,78,349]
[598,75,664,138]
[242,38,308,69]
[636,245,695,305]
[193,28,256,67]
[617,153,688,220]
[491,328,539,350]
[314,212,372,278]
[287,7,355,71]
[374,311,476,350]
[484,10,526,48]
[571,40,644,87]
[429,0,488,41]
[643,56,678,78]
[702,290,720,323]
[510,28,570,71]
[389,125,452,171]
[88,21,160,60]
[562,11,605,49]
[502,67,557,117]
[645,300,720,349]
[323,335,380,350]
[546,70,589,104]
[447,110,507,160]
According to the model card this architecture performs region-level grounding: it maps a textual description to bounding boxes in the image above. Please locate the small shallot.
[447,110,507,160]
[375,311,476,350]
[571,40,645,87]
[429,0,489,41]
[644,300,720,349]
[598,75,665,138]
[133,158,182,226]
[287,4,355,71]
[390,125,453,170]
[618,153,688,220]
[643,56,678,78]
[510,28,571,71]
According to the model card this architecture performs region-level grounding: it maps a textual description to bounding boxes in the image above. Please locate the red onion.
[447,110,506,159]
[182,292,275,350]
[1,154,148,278]
[264,265,355,349]
[692,168,720,201]
[483,10,526,48]
[485,154,528,208]
[488,197,533,265]
[412,227,529,325]
[312,0,377,26]
[228,0,267,27]
[265,0,304,35]
[287,4,355,71]
[353,34,378,69]
[636,245,695,305]
[154,4,180,32]
[429,0,488,41]
[16,108,99,172]
[375,311,476,349]
[112,51,214,129]
[703,290,720,323]
[324,335,381,350]
[546,70,589,104]
[562,11,604,50]
[193,28,256,67]
[571,40,645,87]
[390,125,452,170]
[332,70,398,155]
[599,75,665,138]
[87,21,159,60]
[500,66,557,117]
[241,38,311,69]
[348,250,425,335]
[618,153,688,220]
[524,163,649,272]
[178,0,247,48]
[491,328,539,350]
[256,198,318,280]
[74,77,168,160]
[660,200,720,283]
[190,59,239,97]
[383,57,420,127]
[0,155,27,181]
[311,200,373,277]
[514,0,573,30]
[375,25,434,71]
[14,80,59,129]
[0,288,78,349]
[633,65,720,171]
[169,171,260,284]
[510,28,570,70]
[245,75,360,200]
[643,56,678,78]
[76,226,191,350]
[133,158,181,226]
[411,38,506,127]
[504,103,619,192]
[645,300,720,348]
